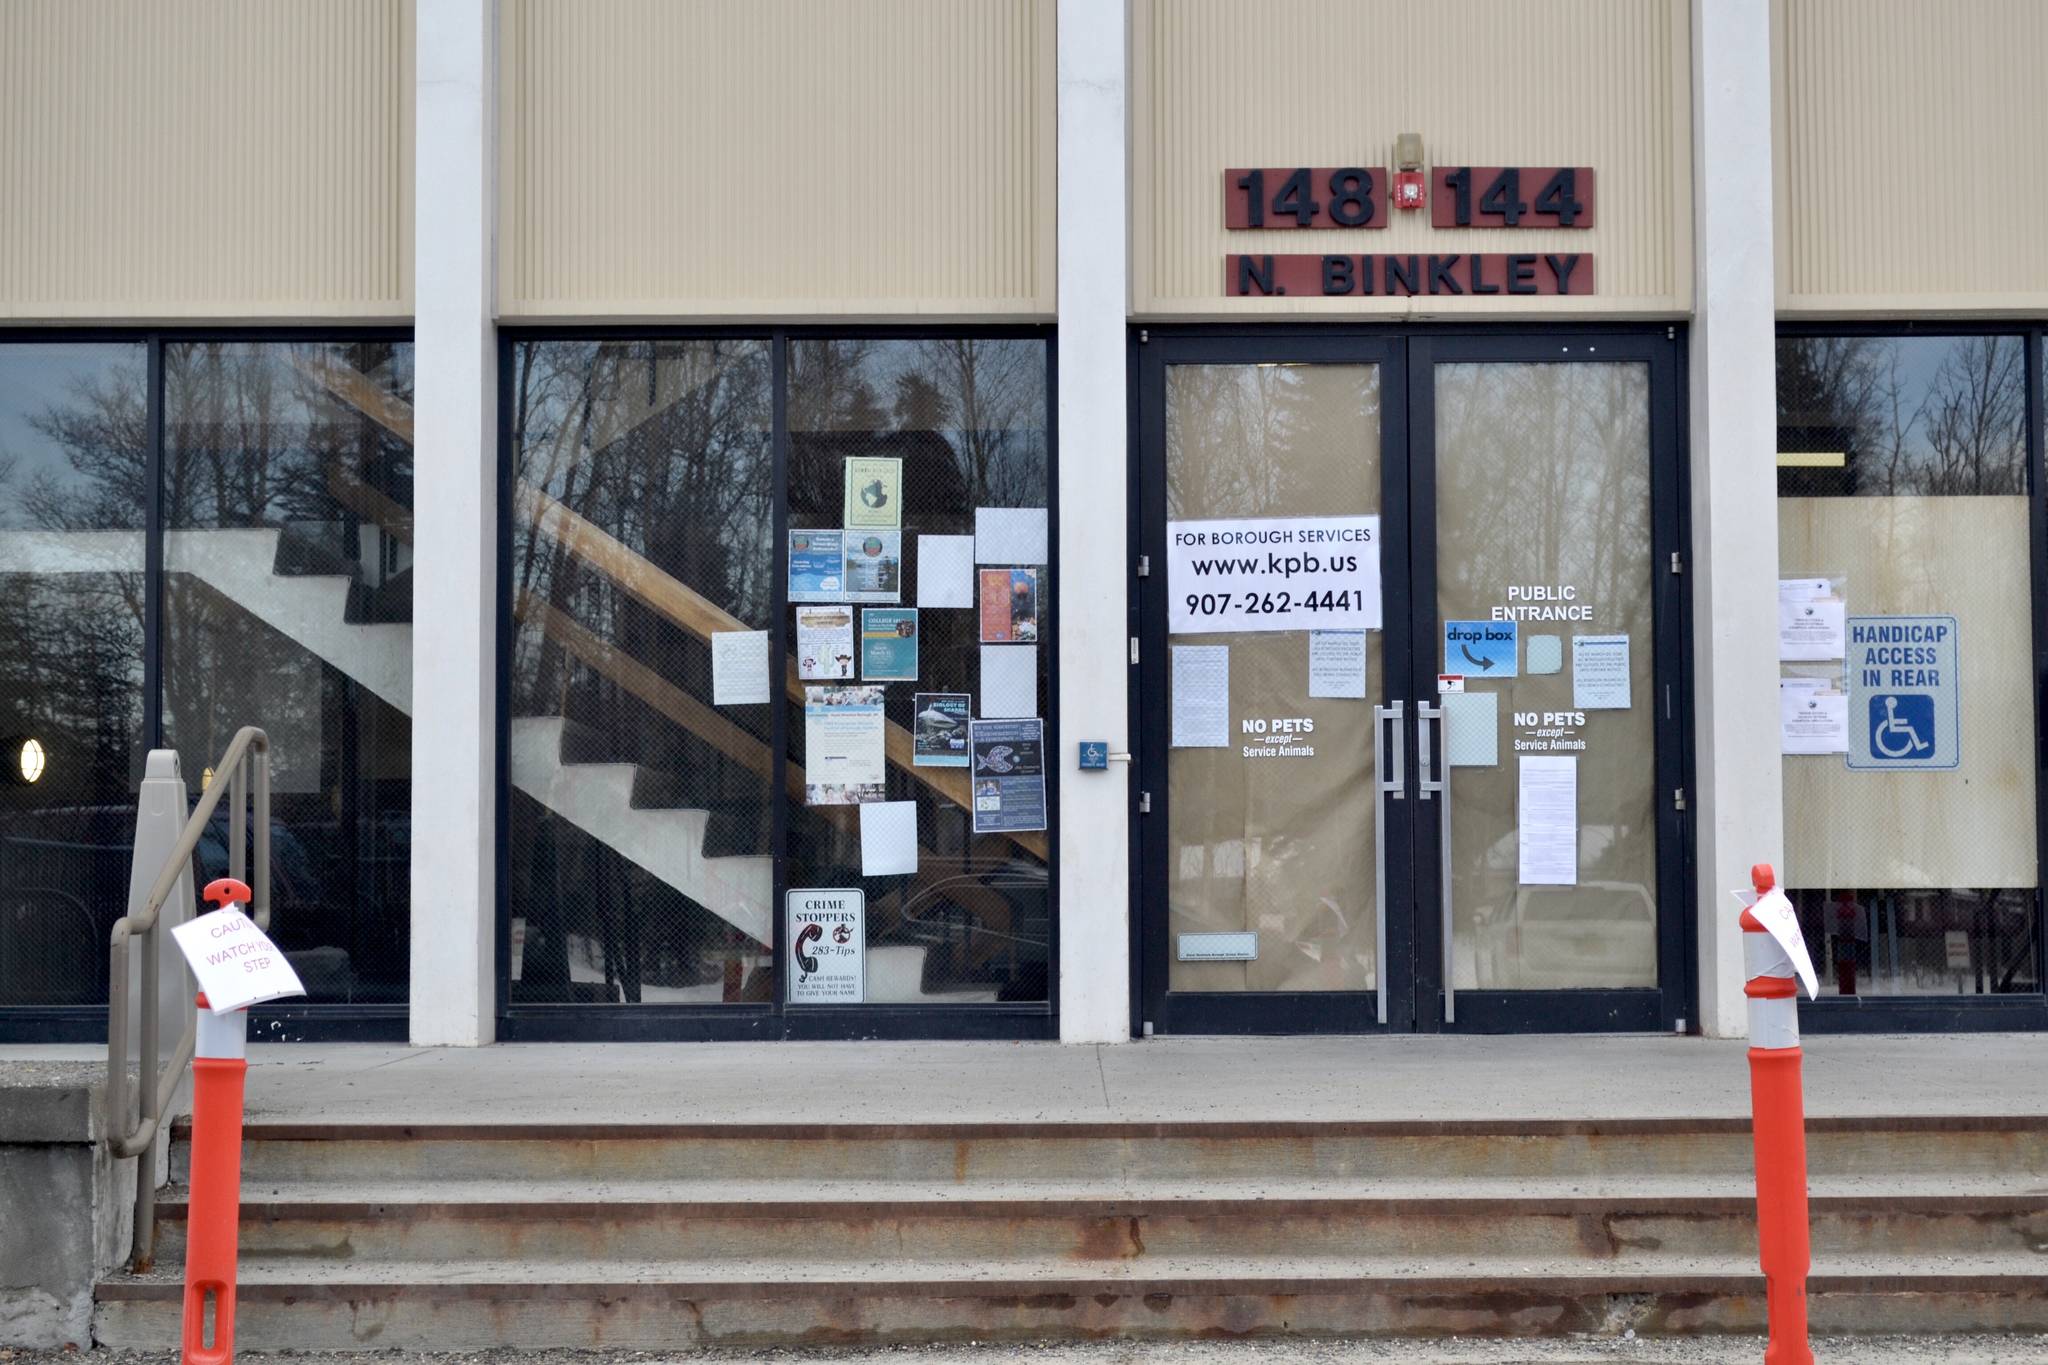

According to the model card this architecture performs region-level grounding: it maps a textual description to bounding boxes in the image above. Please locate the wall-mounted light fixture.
[8,736,46,785]
[1393,133,1427,211]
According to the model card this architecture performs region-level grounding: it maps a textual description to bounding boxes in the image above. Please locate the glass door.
[1137,331,1687,1035]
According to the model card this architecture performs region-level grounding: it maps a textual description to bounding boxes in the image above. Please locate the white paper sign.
[169,908,306,1013]
[1170,644,1230,747]
[978,645,1038,719]
[1779,677,1849,754]
[1308,631,1367,699]
[711,629,770,705]
[1443,691,1499,767]
[860,801,919,876]
[916,534,976,608]
[1778,579,1846,661]
[1746,886,1820,999]
[974,508,1048,565]
[1517,755,1578,886]
[1571,635,1631,710]
[1166,515,1382,634]
[787,889,864,1003]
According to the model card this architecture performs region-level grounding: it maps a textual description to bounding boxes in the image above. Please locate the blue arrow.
[1460,642,1497,671]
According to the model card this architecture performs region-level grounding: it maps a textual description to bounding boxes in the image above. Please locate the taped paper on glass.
[844,456,903,529]
[978,567,1040,643]
[978,645,1038,719]
[1778,577,1845,661]
[804,685,886,804]
[1571,635,1630,710]
[787,889,864,1003]
[170,908,306,1013]
[788,530,847,603]
[1170,644,1230,748]
[916,534,975,608]
[1779,676,1848,754]
[796,605,855,681]
[859,608,919,681]
[841,530,903,603]
[1525,634,1563,675]
[1167,515,1381,634]
[974,507,1048,565]
[711,629,770,705]
[1307,631,1367,699]
[970,718,1047,834]
[1517,755,1577,886]
[1443,691,1499,767]
[860,801,919,876]
[912,693,971,767]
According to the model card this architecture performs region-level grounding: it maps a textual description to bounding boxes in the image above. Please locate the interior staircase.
[92,1112,2048,1349]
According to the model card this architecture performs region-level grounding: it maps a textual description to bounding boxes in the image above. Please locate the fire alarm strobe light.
[1393,171,1426,210]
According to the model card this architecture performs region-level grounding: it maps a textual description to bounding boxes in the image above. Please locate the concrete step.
[145,1187,2048,1266]
[91,1253,2048,1349]
[180,1116,2048,1187]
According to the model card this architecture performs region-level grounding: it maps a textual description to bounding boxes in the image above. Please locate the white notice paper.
[1778,579,1846,661]
[169,908,306,1013]
[1571,635,1631,710]
[1525,635,1563,675]
[978,645,1039,719]
[1779,677,1849,754]
[860,801,919,876]
[1171,645,1230,748]
[1517,756,1578,886]
[1166,514,1381,634]
[1443,691,1499,767]
[711,629,770,704]
[975,508,1048,565]
[917,535,976,608]
[1308,631,1368,699]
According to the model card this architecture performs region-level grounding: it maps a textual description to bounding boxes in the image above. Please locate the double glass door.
[1135,332,1688,1034]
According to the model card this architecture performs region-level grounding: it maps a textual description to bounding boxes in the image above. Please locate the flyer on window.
[841,530,902,603]
[843,456,903,530]
[977,567,1040,643]
[788,529,846,603]
[860,608,920,681]
[969,718,1047,834]
[804,685,887,804]
[795,604,855,680]
[913,693,971,767]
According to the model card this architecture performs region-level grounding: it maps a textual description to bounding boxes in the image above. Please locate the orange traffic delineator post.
[182,877,254,1365]
[1742,863,1815,1365]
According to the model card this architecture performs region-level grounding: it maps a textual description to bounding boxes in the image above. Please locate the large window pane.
[1777,334,2039,997]
[787,339,1051,1004]
[507,339,776,1004]
[0,342,148,1005]
[162,340,414,1007]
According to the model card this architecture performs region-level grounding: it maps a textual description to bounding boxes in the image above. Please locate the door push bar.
[1370,700,1403,1026]
[1417,702,1454,1024]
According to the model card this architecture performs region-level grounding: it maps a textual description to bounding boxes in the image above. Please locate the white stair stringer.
[0,528,411,714]
[509,717,772,947]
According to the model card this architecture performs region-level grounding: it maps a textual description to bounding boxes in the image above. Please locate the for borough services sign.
[1166,515,1381,635]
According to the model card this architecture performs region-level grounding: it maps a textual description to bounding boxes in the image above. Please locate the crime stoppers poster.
[788,889,864,1003]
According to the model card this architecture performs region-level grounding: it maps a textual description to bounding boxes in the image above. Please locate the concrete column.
[410,0,498,1046]
[1688,0,1780,1038]
[1055,0,1131,1043]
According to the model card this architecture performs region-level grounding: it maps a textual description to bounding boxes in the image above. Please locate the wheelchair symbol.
[1869,693,1934,760]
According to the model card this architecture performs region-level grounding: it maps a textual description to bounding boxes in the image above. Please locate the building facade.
[1,0,2044,1046]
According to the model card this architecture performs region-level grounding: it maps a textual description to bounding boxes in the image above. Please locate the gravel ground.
[10,1339,2048,1364]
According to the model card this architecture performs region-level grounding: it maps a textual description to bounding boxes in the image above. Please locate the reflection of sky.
[0,344,144,509]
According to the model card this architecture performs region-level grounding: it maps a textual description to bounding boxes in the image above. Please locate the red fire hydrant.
[1742,862,1817,1365]
[182,877,253,1365]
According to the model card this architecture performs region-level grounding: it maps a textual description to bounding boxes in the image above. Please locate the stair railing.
[105,726,271,1272]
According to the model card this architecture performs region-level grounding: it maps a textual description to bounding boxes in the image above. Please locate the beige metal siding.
[1775,0,2048,315]
[0,0,413,321]
[1132,0,1692,319]
[500,0,1054,320]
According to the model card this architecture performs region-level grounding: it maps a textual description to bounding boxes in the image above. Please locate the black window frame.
[0,325,415,1044]
[494,324,1061,1043]
[1776,320,2048,1034]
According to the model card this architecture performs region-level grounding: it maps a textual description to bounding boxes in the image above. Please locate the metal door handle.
[1418,702,1454,1024]
[1372,701,1403,1026]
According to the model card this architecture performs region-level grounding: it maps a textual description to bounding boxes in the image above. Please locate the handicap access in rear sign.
[1846,614,1958,770]
[1444,619,1517,679]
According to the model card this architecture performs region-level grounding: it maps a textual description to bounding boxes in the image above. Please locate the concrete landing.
[12,1033,2041,1125]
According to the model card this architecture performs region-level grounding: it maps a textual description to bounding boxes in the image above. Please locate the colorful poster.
[804,685,886,805]
[842,530,902,603]
[795,605,855,681]
[913,692,971,767]
[978,567,1040,643]
[788,530,846,602]
[787,889,864,1003]
[843,456,903,529]
[861,608,919,681]
[970,718,1048,834]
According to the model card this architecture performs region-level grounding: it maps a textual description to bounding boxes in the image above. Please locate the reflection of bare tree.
[1167,365,1380,520]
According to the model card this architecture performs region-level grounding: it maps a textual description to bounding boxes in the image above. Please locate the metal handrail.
[105,726,270,1272]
